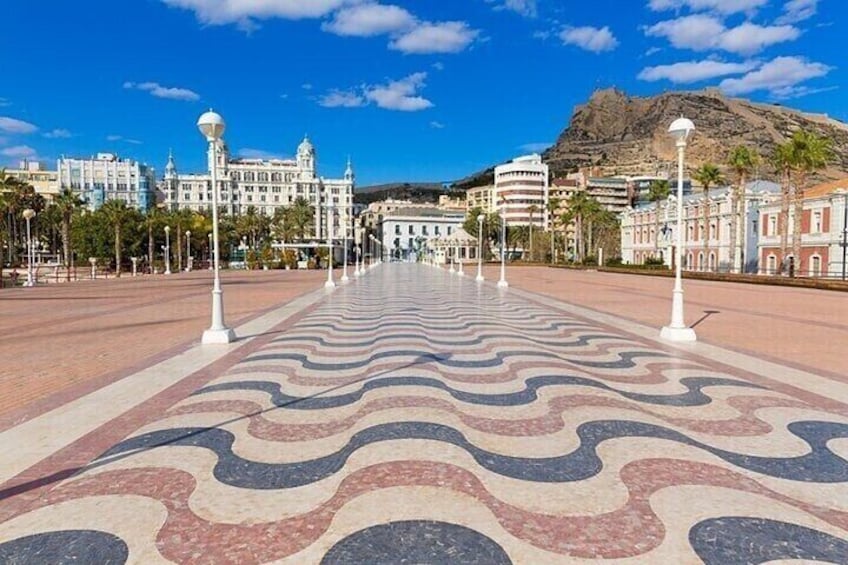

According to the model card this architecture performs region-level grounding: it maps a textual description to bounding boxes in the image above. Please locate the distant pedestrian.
[10,269,19,286]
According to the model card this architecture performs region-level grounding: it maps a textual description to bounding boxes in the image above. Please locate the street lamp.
[207,233,213,270]
[164,226,171,275]
[185,230,192,271]
[476,214,484,282]
[341,211,350,283]
[22,208,35,287]
[661,116,697,342]
[498,201,508,289]
[457,243,465,276]
[325,203,336,289]
[198,109,235,344]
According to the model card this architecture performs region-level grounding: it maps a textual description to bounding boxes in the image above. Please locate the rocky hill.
[543,88,848,181]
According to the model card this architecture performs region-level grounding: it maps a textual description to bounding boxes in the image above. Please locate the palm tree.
[566,191,601,262]
[527,204,539,261]
[546,197,560,263]
[53,188,85,281]
[100,200,132,276]
[691,163,725,271]
[647,180,670,256]
[771,143,794,273]
[787,130,832,275]
[287,197,314,241]
[727,146,759,273]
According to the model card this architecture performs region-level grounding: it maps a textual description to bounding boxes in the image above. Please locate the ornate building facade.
[160,136,354,240]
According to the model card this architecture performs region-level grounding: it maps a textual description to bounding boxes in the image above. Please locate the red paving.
[487,265,848,378]
[0,270,326,419]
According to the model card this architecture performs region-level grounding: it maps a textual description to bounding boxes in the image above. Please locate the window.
[769,216,777,236]
[408,225,414,235]
[812,211,822,233]
[395,225,401,235]
[767,254,777,274]
[810,255,821,277]
[435,226,440,235]
[447,227,453,235]
[422,225,428,235]
[408,237,414,249]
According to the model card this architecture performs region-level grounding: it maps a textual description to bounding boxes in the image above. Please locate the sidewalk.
[1,263,846,563]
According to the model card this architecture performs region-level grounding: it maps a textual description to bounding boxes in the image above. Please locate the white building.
[494,154,549,228]
[58,153,156,210]
[4,160,59,202]
[161,136,354,240]
[381,207,465,262]
[620,180,780,273]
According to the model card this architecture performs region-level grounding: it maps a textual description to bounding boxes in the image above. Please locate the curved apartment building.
[494,154,549,228]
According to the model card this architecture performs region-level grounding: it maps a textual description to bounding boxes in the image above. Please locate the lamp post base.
[325,280,336,289]
[660,325,697,342]
[475,275,484,282]
[202,327,236,344]
[341,274,350,283]
[497,280,509,289]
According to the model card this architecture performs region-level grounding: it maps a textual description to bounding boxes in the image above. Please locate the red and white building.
[758,180,848,277]
[621,181,780,273]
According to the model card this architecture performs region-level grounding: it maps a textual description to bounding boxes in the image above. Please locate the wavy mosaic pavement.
[2,264,848,563]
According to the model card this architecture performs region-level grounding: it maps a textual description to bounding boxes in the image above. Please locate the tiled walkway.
[1,264,848,564]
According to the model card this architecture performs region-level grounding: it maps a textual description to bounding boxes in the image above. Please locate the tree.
[771,143,794,273]
[727,146,759,273]
[691,163,725,271]
[527,204,539,261]
[100,200,133,276]
[787,130,832,275]
[647,180,670,256]
[565,191,601,261]
[287,197,314,241]
[546,197,560,263]
[53,188,85,280]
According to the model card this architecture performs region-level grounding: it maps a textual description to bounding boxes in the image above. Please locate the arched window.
[767,254,777,274]
[698,252,705,270]
[708,252,716,271]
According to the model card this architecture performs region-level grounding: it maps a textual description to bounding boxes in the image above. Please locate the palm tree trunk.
[729,176,742,273]
[778,173,791,274]
[176,227,182,272]
[148,223,154,274]
[62,216,71,282]
[791,175,805,277]
[702,188,710,271]
[654,203,660,255]
[114,225,122,277]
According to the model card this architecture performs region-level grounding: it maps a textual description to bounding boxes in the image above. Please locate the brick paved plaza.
[1,265,847,563]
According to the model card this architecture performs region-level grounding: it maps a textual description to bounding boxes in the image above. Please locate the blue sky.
[0,0,843,186]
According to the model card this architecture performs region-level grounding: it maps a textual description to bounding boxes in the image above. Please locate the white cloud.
[238,148,286,160]
[638,59,758,83]
[430,121,445,129]
[1,145,37,158]
[491,0,538,18]
[125,81,200,101]
[159,0,350,29]
[718,56,832,97]
[0,98,10,107]
[390,21,479,54]
[776,0,818,24]
[646,15,799,55]
[559,26,618,53]
[319,89,366,108]
[647,0,768,15]
[432,62,445,71]
[519,142,551,153]
[107,135,143,144]
[364,72,433,111]
[44,128,72,139]
[302,83,313,90]
[322,3,414,36]
[533,30,552,40]
[0,117,38,134]
[645,46,662,56]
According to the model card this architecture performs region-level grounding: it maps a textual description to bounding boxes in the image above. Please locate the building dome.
[297,135,314,155]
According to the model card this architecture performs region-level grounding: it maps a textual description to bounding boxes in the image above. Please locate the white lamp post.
[476,214,484,282]
[207,233,213,270]
[355,227,362,277]
[198,109,235,344]
[22,208,35,287]
[185,230,192,271]
[131,256,138,276]
[661,117,697,342]
[457,243,465,276]
[341,212,350,283]
[325,204,336,289]
[498,203,508,288]
[164,226,171,275]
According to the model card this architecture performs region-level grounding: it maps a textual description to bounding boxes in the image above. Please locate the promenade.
[1,264,847,563]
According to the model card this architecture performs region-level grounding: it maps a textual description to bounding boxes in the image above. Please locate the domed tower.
[344,156,355,184]
[297,135,315,177]
[164,149,179,210]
